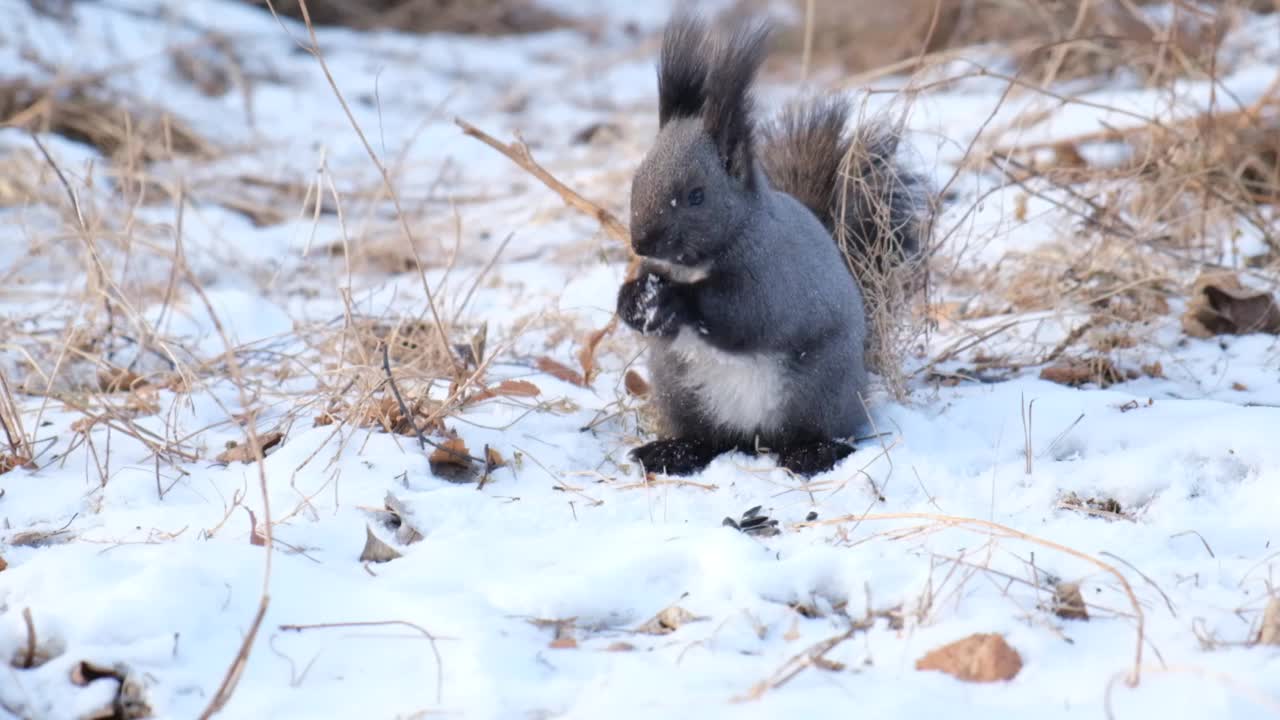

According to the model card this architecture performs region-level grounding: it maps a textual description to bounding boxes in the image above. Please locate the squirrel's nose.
[632,228,661,257]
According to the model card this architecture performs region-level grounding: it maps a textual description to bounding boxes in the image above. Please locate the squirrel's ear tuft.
[703,21,771,187]
[658,13,711,128]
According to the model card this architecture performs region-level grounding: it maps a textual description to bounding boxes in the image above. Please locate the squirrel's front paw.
[618,272,682,337]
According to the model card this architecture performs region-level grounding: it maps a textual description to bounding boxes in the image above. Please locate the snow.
[2,1,1279,719]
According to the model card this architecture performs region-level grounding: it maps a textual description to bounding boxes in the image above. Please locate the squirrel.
[616,13,929,478]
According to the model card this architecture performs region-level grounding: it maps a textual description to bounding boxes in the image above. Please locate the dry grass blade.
[1,77,216,163]
[455,117,632,248]
[279,621,443,704]
[248,0,568,35]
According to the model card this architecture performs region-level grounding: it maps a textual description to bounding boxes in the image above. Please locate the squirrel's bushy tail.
[759,96,929,273]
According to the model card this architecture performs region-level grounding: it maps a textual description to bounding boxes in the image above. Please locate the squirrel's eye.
[687,187,705,206]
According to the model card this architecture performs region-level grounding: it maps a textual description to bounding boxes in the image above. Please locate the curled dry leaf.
[215,430,284,464]
[0,554,7,572]
[1182,272,1280,338]
[485,446,507,469]
[624,369,650,397]
[97,366,148,393]
[383,492,425,545]
[636,605,704,635]
[605,641,636,652]
[577,317,618,385]
[245,507,266,547]
[0,453,34,475]
[359,524,403,563]
[428,436,477,483]
[469,379,541,403]
[70,660,151,719]
[1051,582,1089,621]
[10,528,72,548]
[1258,597,1280,646]
[915,633,1023,683]
[1039,357,1135,388]
[537,356,586,387]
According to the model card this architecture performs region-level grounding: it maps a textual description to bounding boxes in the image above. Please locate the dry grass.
[0,78,216,165]
[240,0,569,35]
[766,0,1275,85]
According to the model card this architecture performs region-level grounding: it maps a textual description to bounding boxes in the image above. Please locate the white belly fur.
[664,326,788,435]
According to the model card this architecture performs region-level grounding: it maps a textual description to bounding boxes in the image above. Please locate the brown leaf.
[469,379,542,403]
[97,366,148,393]
[1257,597,1280,646]
[0,554,7,572]
[1232,382,1249,391]
[359,524,402,563]
[0,454,33,475]
[10,529,72,548]
[537,356,586,387]
[1051,582,1089,621]
[1182,272,1280,337]
[1039,357,1133,388]
[636,605,703,635]
[1141,361,1164,379]
[429,436,476,483]
[245,507,266,547]
[70,660,151,719]
[215,430,284,464]
[384,492,425,545]
[624,370,650,397]
[485,447,507,469]
[916,633,1022,683]
[577,317,618,385]
[549,636,578,649]
[605,641,636,652]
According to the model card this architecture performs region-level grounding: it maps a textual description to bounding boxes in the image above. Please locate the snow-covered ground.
[1,1,1279,718]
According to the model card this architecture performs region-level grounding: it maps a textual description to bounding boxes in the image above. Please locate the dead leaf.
[383,492,425,545]
[215,430,284,464]
[10,529,72,548]
[1232,382,1248,391]
[624,370,650,397]
[1141,361,1164,379]
[1051,582,1089,621]
[1257,597,1280,646]
[469,379,542,403]
[577,317,618,385]
[245,508,266,546]
[916,633,1022,683]
[428,436,476,483]
[537,356,586,387]
[1040,357,1135,388]
[636,605,703,635]
[485,447,507,469]
[359,524,402,563]
[1182,272,1280,337]
[549,636,578,649]
[97,366,148,393]
[605,641,636,652]
[70,660,151,719]
[0,555,6,572]
[0,454,33,475]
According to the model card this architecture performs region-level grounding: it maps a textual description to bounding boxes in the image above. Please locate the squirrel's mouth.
[641,257,711,284]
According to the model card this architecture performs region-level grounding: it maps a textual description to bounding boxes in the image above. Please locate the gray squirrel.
[616,13,928,477]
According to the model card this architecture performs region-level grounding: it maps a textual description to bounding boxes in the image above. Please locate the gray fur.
[620,14,928,459]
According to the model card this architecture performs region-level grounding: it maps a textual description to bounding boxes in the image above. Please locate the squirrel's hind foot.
[630,437,732,476]
[778,439,855,477]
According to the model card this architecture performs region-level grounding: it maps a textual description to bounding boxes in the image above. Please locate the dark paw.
[630,438,723,476]
[778,440,856,477]
[617,272,682,337]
